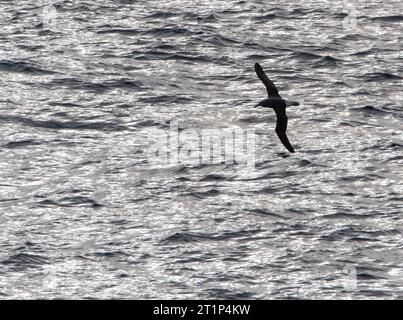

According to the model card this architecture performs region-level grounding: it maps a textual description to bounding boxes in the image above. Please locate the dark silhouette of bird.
[254,62,299,153]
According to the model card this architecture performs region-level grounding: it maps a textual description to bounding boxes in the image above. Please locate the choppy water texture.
[0,0,402,299]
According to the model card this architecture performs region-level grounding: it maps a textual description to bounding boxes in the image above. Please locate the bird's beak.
[254,104,260,108]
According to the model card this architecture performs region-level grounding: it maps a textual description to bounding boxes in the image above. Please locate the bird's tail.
[285,100,300,107]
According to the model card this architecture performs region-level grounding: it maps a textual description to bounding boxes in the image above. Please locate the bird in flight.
[254,62,299,153]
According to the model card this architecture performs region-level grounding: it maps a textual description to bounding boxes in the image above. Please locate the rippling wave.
[0,0,401,299]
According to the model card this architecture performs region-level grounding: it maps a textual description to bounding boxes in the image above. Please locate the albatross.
[254,62,299,153]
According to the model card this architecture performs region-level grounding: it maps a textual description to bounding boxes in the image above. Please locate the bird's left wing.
[274,107,295,153]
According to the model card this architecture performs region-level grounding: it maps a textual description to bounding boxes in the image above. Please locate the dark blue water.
[0,0,402,299]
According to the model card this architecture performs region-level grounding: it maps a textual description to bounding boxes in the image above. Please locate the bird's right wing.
[254,63,281,98]
[274,107,295,153]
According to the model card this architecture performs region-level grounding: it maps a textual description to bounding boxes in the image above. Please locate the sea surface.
[0,0,402,299]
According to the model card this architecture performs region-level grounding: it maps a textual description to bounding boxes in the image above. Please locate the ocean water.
[0,0,402,299]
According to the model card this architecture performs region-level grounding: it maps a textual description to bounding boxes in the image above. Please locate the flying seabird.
[254,62,299,153]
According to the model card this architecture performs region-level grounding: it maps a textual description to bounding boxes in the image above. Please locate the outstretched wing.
[254,62,281,98]
[274,107,295,153]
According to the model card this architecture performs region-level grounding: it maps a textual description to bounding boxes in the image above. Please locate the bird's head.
[254,100,265,108]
